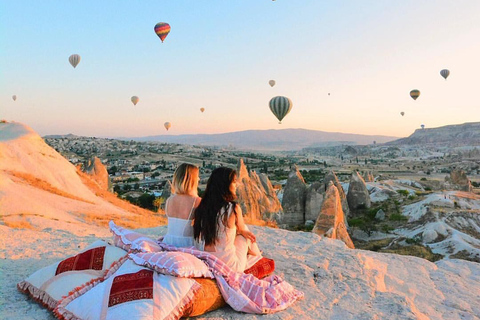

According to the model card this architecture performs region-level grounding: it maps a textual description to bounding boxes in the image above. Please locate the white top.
[162,195,196,248]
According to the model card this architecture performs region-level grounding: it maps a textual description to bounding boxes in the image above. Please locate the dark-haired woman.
[193,167,261,272]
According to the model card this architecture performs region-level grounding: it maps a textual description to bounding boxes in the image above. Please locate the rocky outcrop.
[312,182,354,249]
[347,172,371,212]
[236,159,282,222]
[305,182,324,222]
[281,165,307,226]
[363,171,374,182]
[324,171,349,217]
[256,172,283,220]
[83,157,110,191]
[445,168,473,192]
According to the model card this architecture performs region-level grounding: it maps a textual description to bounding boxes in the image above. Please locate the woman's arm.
[233,204,256,243]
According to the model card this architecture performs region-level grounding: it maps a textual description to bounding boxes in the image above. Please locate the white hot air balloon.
[164,122,171,131]
[268,80,276,87]
[69,54,81,68]
[12,95,17,101]
[131,96,139,106]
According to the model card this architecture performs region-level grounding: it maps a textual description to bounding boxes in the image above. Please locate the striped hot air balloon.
[410,89,420,100]
[269,96,292,124]
[131,96,139,106]
[164,122,171,131]
[154,22,171,43]
[440,69,450,80]
[69,54,81,68]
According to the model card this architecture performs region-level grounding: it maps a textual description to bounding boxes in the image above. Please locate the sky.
[1,1,479,138]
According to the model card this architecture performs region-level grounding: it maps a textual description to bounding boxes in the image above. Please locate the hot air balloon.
[164,122,171,131]
[410,89,420,100]
[400,111,405,116]
[69,54,81,68]
[421,124,425,129]
[154,22,171,43]
[200,107,205,113]
[131,96,139,106]
[269,96,292,124]
[268,80,276,87]
[440,69,450,80]
[12,95,17,101]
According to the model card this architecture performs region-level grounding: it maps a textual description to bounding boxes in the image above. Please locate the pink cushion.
[129,251,214,278]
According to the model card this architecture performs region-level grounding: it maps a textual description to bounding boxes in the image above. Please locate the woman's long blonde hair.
[171,163,199,196]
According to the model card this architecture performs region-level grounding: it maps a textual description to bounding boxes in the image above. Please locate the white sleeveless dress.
[208,203,261,272]
[162,195,197,248]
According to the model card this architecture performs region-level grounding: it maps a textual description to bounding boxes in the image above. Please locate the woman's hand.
[238,229,256,243]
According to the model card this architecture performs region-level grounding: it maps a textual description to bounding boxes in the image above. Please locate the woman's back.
[163,194,200,248]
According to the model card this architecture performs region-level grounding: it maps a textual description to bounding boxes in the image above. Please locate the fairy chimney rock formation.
[281,165,307,226]
[363,171,374,182]
[305,182,325,223]
[347,171,371,212]
[324,170,350,217]
[257,172,283,219]
[83,157,110,191]
[445,168,473,193]
[313,182,355,249]
[236,159,282,222]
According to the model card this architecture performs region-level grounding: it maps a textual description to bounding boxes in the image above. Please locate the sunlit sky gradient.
[1,1,479,138]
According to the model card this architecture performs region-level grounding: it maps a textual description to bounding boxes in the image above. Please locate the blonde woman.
[162,163,201,248]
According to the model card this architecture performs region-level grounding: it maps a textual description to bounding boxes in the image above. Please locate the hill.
[389,122,480,146]
[0,121,165,234]
[127,128,399,151]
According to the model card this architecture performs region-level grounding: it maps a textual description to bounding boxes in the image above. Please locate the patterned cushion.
[129,251,214,279]
[244,257,275,279]
[109,221,161,253]
[17,240,127,311]
[55,259,200,320]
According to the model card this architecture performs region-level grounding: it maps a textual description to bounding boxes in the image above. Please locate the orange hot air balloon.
[154,22,171,43]
[200,107,205,113]
[164,122,171,131]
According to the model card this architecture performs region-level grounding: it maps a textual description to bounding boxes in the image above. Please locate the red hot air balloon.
[154,22,171,43]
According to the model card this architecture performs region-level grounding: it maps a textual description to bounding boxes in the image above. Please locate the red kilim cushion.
[56,246,106,275]
[244,257,275,279]
[108,269,154,307]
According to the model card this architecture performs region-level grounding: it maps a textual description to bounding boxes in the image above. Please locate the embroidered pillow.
[129,251,214,279]
[244,257,275,279]
[109,221,161,253]
[55,259,200,320]
[17,240,127,311]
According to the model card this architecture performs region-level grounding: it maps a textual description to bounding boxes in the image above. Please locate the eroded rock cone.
[324,170,349,217]
[313,182,354,249]
[446,168,473,193]
[347,171,371,212]
[83,157,110,191]
[281,165,307,226]
[305,182,325,223]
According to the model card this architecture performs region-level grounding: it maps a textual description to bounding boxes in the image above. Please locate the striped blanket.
[154,242,304,314]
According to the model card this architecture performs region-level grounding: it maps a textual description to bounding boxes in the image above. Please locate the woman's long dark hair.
[193,167,237,246]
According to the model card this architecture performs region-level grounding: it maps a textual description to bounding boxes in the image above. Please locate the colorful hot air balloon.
[268,80,276,87]
[164,122,171,131]
[154,22,171,43]
[269,96,292,124]
[69,54,81,68]
[12,95,17,101]
[421,124,425,129]
[440,69,450,80]
[410,89,420,100]
[131,96,139,106]
[400,111,405,116]
[200,107,205,113]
